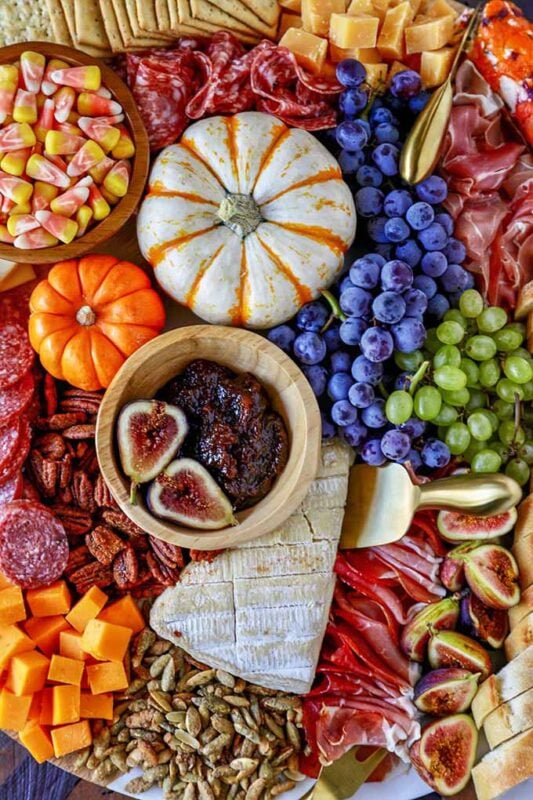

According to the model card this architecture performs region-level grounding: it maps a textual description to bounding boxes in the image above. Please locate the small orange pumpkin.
[29,255,166,391]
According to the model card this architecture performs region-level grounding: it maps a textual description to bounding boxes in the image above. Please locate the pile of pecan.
[25,378,218,599]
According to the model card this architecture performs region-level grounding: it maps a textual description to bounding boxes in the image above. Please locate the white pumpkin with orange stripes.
[137,112,356,329]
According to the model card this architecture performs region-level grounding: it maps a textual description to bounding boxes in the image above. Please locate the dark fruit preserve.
[160,359,289,510]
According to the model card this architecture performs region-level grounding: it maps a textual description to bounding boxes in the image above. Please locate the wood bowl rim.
[0,41,149,264]
[95,325,322,550]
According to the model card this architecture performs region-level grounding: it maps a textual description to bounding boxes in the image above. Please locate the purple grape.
[444,237,467,264]
[369,106,396,125]
[356,186,384,217]
[421,251,447,277]
[381,259,413,292]
[340,286,373,317]
[383,189,413,218]
[406,201,435,231]
[413,274,437,299]
[415,175,448,204]
[421,438,451,468]
[395,239,422,267]
[348,382,375,408]
[463,270,475,289]
[349,256,381,289]
[375,243,395,260]
[339,87,369,117]
[356,165,383,187]
[296,300,329,332]
[338,149,365,174]
[361,438,387,466]
[408,91,431,114]
[440,263,470,293]
[390,69,421,99]
[381,429,411,461]
[361,399,387,428]
[372,291,406,324]
[336,119,369,150]
[403,288,428,317]
[384,216,410,242]
[372,143,399,176]
[365,253,386,267]
[367,216,389,243]
[336,58,367,88]
[339,275,355,293]
[392,317,426,352]
[293,332,327,365]
[331,350,352,372]
[339,317,367,345]
[434,212,454,237]
[351,355,383,385]
[321,412,336,439]
[331,399,358,427]
[400,417,426,438]
[324,326,342,352]
[374,123,400,143]
[267,324,295,353]
[418,222,448,251]
[427,293,450,318]
[360,327,394,362]
[327,372,353,401]
[406,448,423,470]
[395,372,411,390]
[303,365,328,397]
[340,420,368,447]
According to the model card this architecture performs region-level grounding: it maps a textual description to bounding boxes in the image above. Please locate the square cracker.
[189,0,261,37]
[74,0,111,49]
[110,0,174,48]
[44,0,73,45]
[135,0,163,33]
[0,0,54,45]
[149,0,205,36]
[125,0,173,40]
[98,0,126,52]
[239,0,279,27]
[193,0,277,37]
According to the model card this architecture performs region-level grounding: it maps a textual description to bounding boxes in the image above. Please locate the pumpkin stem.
[216,193,262,239]
[76,305,96,326]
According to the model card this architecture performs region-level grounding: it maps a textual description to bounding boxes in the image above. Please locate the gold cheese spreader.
[340,465,522,549]
[400,3,483,184]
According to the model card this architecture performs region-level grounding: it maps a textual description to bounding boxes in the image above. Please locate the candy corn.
[31,181,59,214]
[26,153,70,189]
[35,209,78,243]
[100,186,120,206]
[54,87,76,124]
[34,98,55,142]
[6,213,39,237]
[75,204,93,237]
[13,89,38,125]
[0,172,33,204]
[1,195,14,214]
[20,51,46,94]
[10,201,31,215]
[0,65,18,124]
[103,159,130,198]
[50,66,101,92]
[96,86,112,99]
[111,124,135,159]
[45,129,86,155]
[67,139,105,177]
[77,93,122,118]
[77,118,120,152]
[50,176,91,216]
[41,59,68,96]
[0,224,15,243]
[79,114,124,127]
[88,183,110,221]
[0,122,36,152]
[89,155,114,183]
[14,227,58,249]
[1,147,31,177]
[55,122,83,136]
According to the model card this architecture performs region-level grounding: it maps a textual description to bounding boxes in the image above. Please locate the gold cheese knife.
[340,464,522,549]
[300,746,388,800]
[400,3,483,184]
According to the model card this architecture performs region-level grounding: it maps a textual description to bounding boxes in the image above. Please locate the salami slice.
[0,417,31,484]
[0,323,35,389]
[0,280,36,327]
[0,370,35,426]
[186,39,258,119]
[0,500,68,588]
[0,422,21,473]
[0,471,23,505]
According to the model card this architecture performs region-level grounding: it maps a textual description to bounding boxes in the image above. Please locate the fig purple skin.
[439,542,481,591]
[460,591,509,649]
[428,629,492,680]
[437,508,517,542]
[414,668,480,716]
[400,597,460,662]
[463,544,520,610]
[418,714,478,796]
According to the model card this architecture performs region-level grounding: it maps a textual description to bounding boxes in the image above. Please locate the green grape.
[433,404,458,426]
[465,389,487,412]
[490,441,512,462]
[433,366,468,392]
[442,387,470,406]
[503,356,533,384]
[483,409,499,433]
[445,422,471,455]
[414,386,442,421]
[496,378,525,403]
[465,335,498,361]
[509,347,531,362]
[519,442,533,465]
[464,439,486,463]
[394,349,424,371]
[471,449,503,473]
[479,358,501,388]
[386,391,414,425]
[476,306,508,333]
[498,420,526,446]
[437,320,465,345]
[444,309,468,329]
[467,410,493,441]
[505,322,526,337]
[433,345,462,369]
[492,327,524,351]
[459,289,484,318]
[493,398,515,420]
[460,358,480,388]
[505,458,530,486]
[424,328,441,354]
[522,380,533,402]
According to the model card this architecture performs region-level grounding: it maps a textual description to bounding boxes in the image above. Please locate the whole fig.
[400,597,460,662]
[460,591,509,649]
[417,714,478,795]
[428,629,492,680]
[440,542,481,591]
[437,508,517,542]
[414,668,480,716]
[463,544,520,610]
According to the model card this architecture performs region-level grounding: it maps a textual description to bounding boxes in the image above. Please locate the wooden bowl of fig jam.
[95,325,321,550]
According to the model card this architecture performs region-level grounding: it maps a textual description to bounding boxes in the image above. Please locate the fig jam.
[160,359,289,510]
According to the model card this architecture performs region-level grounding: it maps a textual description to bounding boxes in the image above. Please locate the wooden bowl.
[0,41,149,264]
[96,325,321,550]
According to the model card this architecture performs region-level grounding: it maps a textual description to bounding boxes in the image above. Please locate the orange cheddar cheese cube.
[0,585,26,625]
[420,45,456,86]
[47,654,84,686]
[81,619,132,662]
[86,661,128,695]
[97,595,144,634]
[26,581,71,618]
[0,624,35,669]
[302,0,345,36]
[20,720,55,763]
[38,686,54,726]
[278,27,328,73]
[65,586,108,633]
[59,629,88,661]
[329,42,382,62]
[405,14,454,53]
[52,684,80,725]
[329,14,379,48]
[363,62,389,87]
[23,615,69,657]
[279,12,302,37]
[0,688,33,731]
[377,2,415,59]
[0,572,13,590]
[51,719,92,757]
[6,650,50,696]
[79,690,114,720]
[348,0,375,14]
[371,0,392,21]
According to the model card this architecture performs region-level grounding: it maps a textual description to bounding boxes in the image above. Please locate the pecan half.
[35,412,88,431]
[86,525,126,566]
[71,470,96,513]
[113,544,139,588]
[150,537,185,569]
[64,545,92,576]
[63,424,97,440]
[93,474,116,508]
[102,510,146,540]
[69,560,113,593]
[51,505,93,536]
[34,432,66,460]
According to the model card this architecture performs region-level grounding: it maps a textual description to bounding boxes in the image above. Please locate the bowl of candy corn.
[0,42,149,263]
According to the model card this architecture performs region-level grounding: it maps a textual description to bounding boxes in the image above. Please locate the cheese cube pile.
[278,0,468,88]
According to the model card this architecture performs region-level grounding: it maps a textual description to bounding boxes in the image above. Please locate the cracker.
[59,0,76,40]
[135,0,161,33]
[74,0,111,49]
[195,0,277,37]
[44,0,72,45]
[98,0,126,52]
[189,0,260,36]
[110,0,174,48]
[0,0,54,45]
[239,0,279,27]
[126,0,173,40]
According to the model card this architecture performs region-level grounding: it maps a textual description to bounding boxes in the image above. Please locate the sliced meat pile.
[121,31,340,150]
[440,60,533,309]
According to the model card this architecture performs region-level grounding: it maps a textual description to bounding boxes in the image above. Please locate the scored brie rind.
[150,440,352,694]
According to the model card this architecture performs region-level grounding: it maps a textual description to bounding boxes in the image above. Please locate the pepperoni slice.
[0,422,21,473]
[0,472,23,505]
[0,417,31,484]
[0,500,68,588]
[0,371,35,426]
[0,323,35,389]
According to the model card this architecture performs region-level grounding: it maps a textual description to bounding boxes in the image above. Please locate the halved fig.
[440,542,481,591]
[147,458,236,530]
[437,508,517,542]
[400,597,459,662]
[428,629,492,680]
[418,714,478,796]
[463,544,520,610]
[414,668,480,716]
[410,740,438,792]
[460,591,508,649]
[117,400,188,502]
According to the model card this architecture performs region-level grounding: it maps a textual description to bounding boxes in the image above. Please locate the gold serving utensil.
[340,464,522,549]
[400,3,483,184]
[300,746,388,800]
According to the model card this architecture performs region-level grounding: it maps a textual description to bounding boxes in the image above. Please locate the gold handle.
[417,473,523,515]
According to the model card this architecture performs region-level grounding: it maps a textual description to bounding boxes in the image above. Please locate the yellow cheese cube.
[279,0,302,10]
[387,61,411,85]
[302,0,345,36]
[330,13,379,48]
[279,12,302,37]
[377,2,415,60]
[278,28,328,73]
[357,47,382,63]
[347,0,375,14]
[329,42,382,62]
[405,14,454,53]
[363,63,388,87]
[420,46,456,86]
[391,0,424,14]
[427,0,457,16]
[371,0,392,21]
